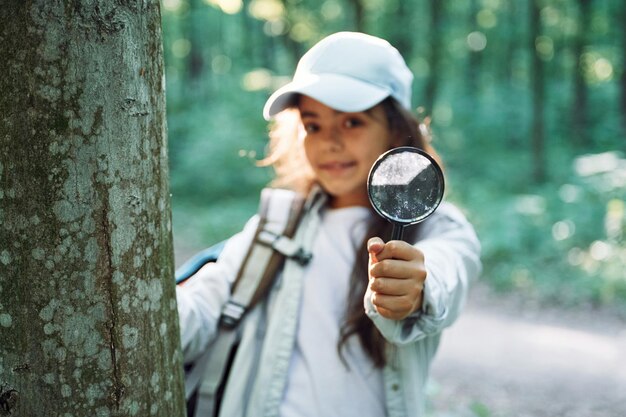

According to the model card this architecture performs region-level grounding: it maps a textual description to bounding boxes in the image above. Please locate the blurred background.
[160,0,625,415]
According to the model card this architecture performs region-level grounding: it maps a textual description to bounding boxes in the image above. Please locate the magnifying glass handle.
[391,223,404,241]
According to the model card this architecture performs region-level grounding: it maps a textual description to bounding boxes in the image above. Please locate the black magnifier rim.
[367,146,445,225]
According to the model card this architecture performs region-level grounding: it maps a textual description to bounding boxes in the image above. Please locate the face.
[298,96,396,208]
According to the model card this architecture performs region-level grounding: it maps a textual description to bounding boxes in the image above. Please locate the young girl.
[177,32,481,417]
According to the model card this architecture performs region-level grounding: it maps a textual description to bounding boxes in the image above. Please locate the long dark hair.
[260,96,443,367]
[337,98,441,367]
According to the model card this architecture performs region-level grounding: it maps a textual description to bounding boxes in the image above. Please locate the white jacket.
[177,192,481,417]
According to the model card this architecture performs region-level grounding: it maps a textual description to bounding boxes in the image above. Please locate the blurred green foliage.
[161,0,626,311]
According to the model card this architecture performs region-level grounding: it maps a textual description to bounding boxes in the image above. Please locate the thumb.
[367,237,385,263]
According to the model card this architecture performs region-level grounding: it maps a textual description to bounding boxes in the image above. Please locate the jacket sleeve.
[176,215,260,363]
[364,202,481,345]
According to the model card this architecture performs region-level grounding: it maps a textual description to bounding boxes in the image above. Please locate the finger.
[375,240,424,262]
[369,277,415,296]
[367,237,385,263]
[370,259,425,281]
[374,306,403,320]
[371,293,414,319]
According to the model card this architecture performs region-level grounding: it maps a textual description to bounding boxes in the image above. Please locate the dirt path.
[428,285,626,417]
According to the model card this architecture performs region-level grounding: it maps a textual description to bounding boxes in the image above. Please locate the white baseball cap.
[263,32,413,120]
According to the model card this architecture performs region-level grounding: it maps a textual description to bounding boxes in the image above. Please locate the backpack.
[176,188,310,417]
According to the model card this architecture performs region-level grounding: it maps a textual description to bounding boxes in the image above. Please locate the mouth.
[318,161,357,173]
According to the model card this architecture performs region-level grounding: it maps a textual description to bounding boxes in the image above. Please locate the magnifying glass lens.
[367,147,444,240]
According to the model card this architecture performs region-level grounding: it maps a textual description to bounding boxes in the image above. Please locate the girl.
[177,32,481,417]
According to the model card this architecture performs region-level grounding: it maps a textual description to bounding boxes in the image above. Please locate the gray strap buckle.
[219,300,246,329]
[257,230,312,266]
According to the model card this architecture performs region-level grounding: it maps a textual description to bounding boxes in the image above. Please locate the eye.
[343,117,364,129]
[303,122,320,134]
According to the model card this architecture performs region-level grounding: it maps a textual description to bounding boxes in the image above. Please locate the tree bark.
[0,2,185,416]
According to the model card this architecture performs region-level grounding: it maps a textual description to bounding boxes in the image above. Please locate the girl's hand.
[367,237,427,321]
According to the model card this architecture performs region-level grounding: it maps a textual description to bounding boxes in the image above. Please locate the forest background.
[161,0,626,314]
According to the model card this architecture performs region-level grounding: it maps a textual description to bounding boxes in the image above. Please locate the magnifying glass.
[367,146,445,241]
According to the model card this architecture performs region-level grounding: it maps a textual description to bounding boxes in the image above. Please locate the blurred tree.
[621,1,626,143]
[572,0,591,148]
[530,0,546,182]
[425,0,443,114]
[278,0,305,69]
[382,1,415,59]
[347,0,365,32]
[466,0,481,96]
[503,0,524,148]
[0,2,185,416]
[188,0,206,83]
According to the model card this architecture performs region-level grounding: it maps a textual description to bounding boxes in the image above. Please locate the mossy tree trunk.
[0,1,185,416]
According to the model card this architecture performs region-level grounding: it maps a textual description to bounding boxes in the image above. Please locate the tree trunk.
[188,0,206,84]
[279,0,303,69]
[425,0,443,115]
[621,1,626,146]
[466,0,481,96]
[572,0,591,148]
[348,0,365,33]
[504,0,522,148]
[530,0,546,183]
[0,2,185,416]
[384,0,413,59]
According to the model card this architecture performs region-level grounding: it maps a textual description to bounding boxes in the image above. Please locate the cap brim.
[263,73,391,120]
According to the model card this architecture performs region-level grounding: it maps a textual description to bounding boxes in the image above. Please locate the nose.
[325,124,344,150]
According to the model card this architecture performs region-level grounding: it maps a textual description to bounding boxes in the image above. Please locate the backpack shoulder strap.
[190,188,314,416]
[219,187,308,328]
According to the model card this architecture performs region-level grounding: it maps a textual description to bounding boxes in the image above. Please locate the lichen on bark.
[0,1,184,416]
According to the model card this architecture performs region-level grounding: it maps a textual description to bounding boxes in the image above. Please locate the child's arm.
[176,216,259,363]
[364,202,481,345]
